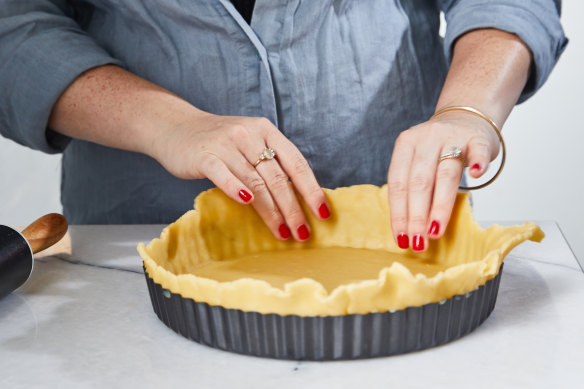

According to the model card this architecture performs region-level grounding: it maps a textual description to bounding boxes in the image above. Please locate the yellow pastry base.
[189,247,449,292]
[138,184,544,316]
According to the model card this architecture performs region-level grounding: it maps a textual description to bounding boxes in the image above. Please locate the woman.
[0,0,567,251]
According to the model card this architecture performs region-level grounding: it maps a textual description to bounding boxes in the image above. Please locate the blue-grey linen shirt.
[0,0,567,224]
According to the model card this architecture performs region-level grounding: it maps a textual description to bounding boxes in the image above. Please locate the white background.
[1,2,582,265]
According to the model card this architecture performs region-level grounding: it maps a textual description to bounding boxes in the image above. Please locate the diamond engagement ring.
[439,146,467,167]
[253,147,276,167]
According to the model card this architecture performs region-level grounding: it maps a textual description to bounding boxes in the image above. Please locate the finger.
[407,143,441,252]
[219,121,293,240]
[197,153,254,205]
[427,148,465,240]
[465,134,494,179]
[255,158,311,241]
[387,132,415,249]
[266,131,331,221]
[233,126,309,241]
[224,151,293,241]
[242,135,311,242]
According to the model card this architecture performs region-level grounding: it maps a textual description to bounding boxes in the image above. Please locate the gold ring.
[439,146,467,167]
[431,106,506,191]
[253,147,276,167]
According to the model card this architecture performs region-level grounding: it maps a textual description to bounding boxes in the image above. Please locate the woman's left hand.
[387,110,500,252]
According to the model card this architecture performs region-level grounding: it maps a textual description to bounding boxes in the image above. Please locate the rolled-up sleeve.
[440,0,568,103]
[0,0,123,153]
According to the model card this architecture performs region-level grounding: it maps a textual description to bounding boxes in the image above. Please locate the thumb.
[465,136,496,179]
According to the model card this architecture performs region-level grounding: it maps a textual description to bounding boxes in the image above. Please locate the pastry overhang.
[138,185,544,316]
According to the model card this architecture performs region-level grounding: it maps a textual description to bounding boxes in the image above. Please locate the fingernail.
[429,221,440,236]
[397,233,409,249]
[297,224,310,241]
[238,189,252,203]
[318,203,331,219]
[471,163,481,171]
[278,224,291,240]
[413,235,425,251]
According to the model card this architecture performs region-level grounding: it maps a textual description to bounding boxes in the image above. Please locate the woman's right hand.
[47,65,329,238]
[150,112,331,241]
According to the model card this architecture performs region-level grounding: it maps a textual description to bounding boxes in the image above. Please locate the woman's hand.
[387,110,500,252]
[48,66,330,241]
[150,113,331,241]
[387,27,532,252]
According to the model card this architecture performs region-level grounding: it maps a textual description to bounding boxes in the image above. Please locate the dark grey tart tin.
[144,265,503,360]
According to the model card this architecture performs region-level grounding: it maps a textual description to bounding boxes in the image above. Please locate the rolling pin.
[0,214,68,300]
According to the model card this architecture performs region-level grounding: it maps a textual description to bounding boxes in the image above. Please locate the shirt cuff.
[1,28,123,153]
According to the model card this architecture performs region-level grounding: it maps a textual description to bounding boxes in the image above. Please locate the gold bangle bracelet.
[431,106,506,191]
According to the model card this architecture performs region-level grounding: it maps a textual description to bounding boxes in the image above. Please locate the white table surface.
[0,221,582,389]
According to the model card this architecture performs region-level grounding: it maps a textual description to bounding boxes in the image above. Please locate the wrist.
[133,92,211,159]
[430,106,502,159]
[434,100,505,127]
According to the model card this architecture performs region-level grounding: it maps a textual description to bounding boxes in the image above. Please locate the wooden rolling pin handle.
[20,213,69,254]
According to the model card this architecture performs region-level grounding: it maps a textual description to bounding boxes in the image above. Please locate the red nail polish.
[297,224,310,241]
[318,203,331,219]
[413,235,425,251]
[429,221,440,236]
[238,190,252,203]
[278,224,291,239]
[471,163,481,171]
[397,233,409,249]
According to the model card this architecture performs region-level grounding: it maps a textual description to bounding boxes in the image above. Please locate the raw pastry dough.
[138,185,544,316]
